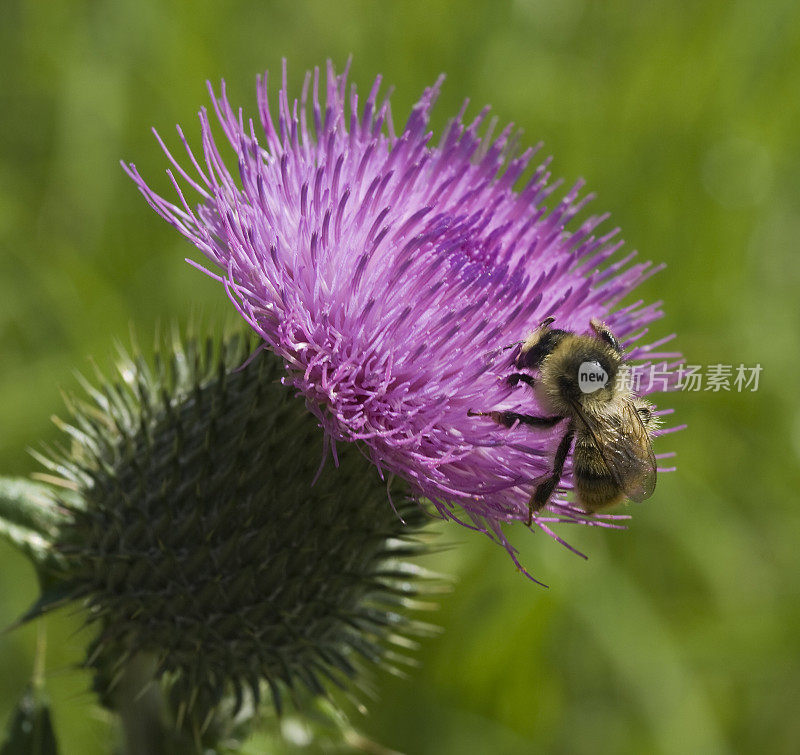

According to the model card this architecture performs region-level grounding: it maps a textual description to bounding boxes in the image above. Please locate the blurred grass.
[2,0,799,752]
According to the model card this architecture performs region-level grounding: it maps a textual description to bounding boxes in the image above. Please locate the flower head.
[10,329,442,746]
[124,60,682,578]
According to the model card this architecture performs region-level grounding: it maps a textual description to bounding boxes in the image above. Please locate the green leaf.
[0,685,59,755]
[0,479,69,577]
[5,583,80,633]
[0,479,67,535]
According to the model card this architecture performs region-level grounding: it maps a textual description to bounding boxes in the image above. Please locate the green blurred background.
[2,0,799,752]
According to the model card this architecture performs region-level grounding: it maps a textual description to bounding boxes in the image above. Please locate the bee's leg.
[516,320,568,371]
[468,410,562,429]
[507,373,536,389]
[526,425,576,525]
[502,317,554,353]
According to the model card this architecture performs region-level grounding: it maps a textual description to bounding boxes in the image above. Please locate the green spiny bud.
[4,326,444,751]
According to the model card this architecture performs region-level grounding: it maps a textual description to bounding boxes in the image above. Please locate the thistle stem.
[113,654,176,755]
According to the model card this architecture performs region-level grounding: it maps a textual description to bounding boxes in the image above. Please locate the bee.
[469,316,659,525]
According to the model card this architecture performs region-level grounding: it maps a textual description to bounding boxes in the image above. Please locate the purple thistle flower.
[124,60,683,580]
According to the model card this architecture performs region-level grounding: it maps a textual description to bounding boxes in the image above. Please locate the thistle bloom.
[124,61,681,577]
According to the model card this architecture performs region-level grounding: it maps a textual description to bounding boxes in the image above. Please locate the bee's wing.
[569,398,657,503]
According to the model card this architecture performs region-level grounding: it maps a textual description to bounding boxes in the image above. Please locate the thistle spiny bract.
[28,327,441,742]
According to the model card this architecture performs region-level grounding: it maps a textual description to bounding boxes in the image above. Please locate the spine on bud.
[0,326,445,752]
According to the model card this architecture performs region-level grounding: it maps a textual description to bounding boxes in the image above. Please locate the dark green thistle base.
[0,328,443,754]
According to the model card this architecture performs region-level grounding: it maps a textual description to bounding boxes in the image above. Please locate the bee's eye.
[637,407,651,421]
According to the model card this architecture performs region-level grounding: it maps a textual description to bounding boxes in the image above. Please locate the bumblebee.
[469,317,658,524]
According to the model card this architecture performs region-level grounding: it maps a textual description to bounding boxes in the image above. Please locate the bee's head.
[540,335,622,413]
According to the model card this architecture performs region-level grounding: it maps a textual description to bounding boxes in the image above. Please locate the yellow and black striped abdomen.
[573,433,624,512]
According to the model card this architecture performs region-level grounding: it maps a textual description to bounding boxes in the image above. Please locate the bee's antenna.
[590,318,622,353]
[479,341,521,361]
[483,316,555,360]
